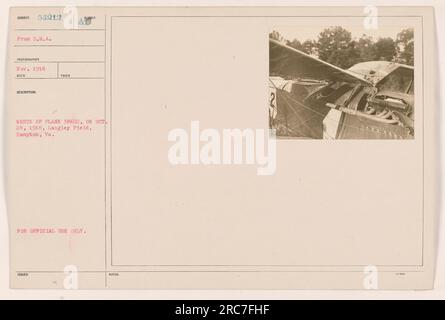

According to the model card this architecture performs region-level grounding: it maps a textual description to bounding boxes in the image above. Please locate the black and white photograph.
[269,26,415,139]
[0,2,443,302]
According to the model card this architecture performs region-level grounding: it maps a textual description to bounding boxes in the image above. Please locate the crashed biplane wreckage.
[269,39,414,139]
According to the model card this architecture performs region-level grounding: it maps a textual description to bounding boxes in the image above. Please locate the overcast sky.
[275,26,411,43]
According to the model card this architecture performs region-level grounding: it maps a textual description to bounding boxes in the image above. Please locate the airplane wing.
[269,38,371,85]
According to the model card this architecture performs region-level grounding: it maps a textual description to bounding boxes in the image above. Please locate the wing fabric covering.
[273,88,331,139]
[269,39,370,85]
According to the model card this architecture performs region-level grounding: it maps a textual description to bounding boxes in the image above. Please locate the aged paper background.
[0,1,443,296]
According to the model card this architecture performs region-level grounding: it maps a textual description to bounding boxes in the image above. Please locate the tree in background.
[286,39,318,56]
[316,27,355,69]
[315,27,397,68]
[396,28,414,65]
[269,30,284,42]
[269,27,414,68]
[355,35,377,62]
[373,38,397,61]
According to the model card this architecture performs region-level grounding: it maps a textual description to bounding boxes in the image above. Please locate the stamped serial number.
[37,14,62,21]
